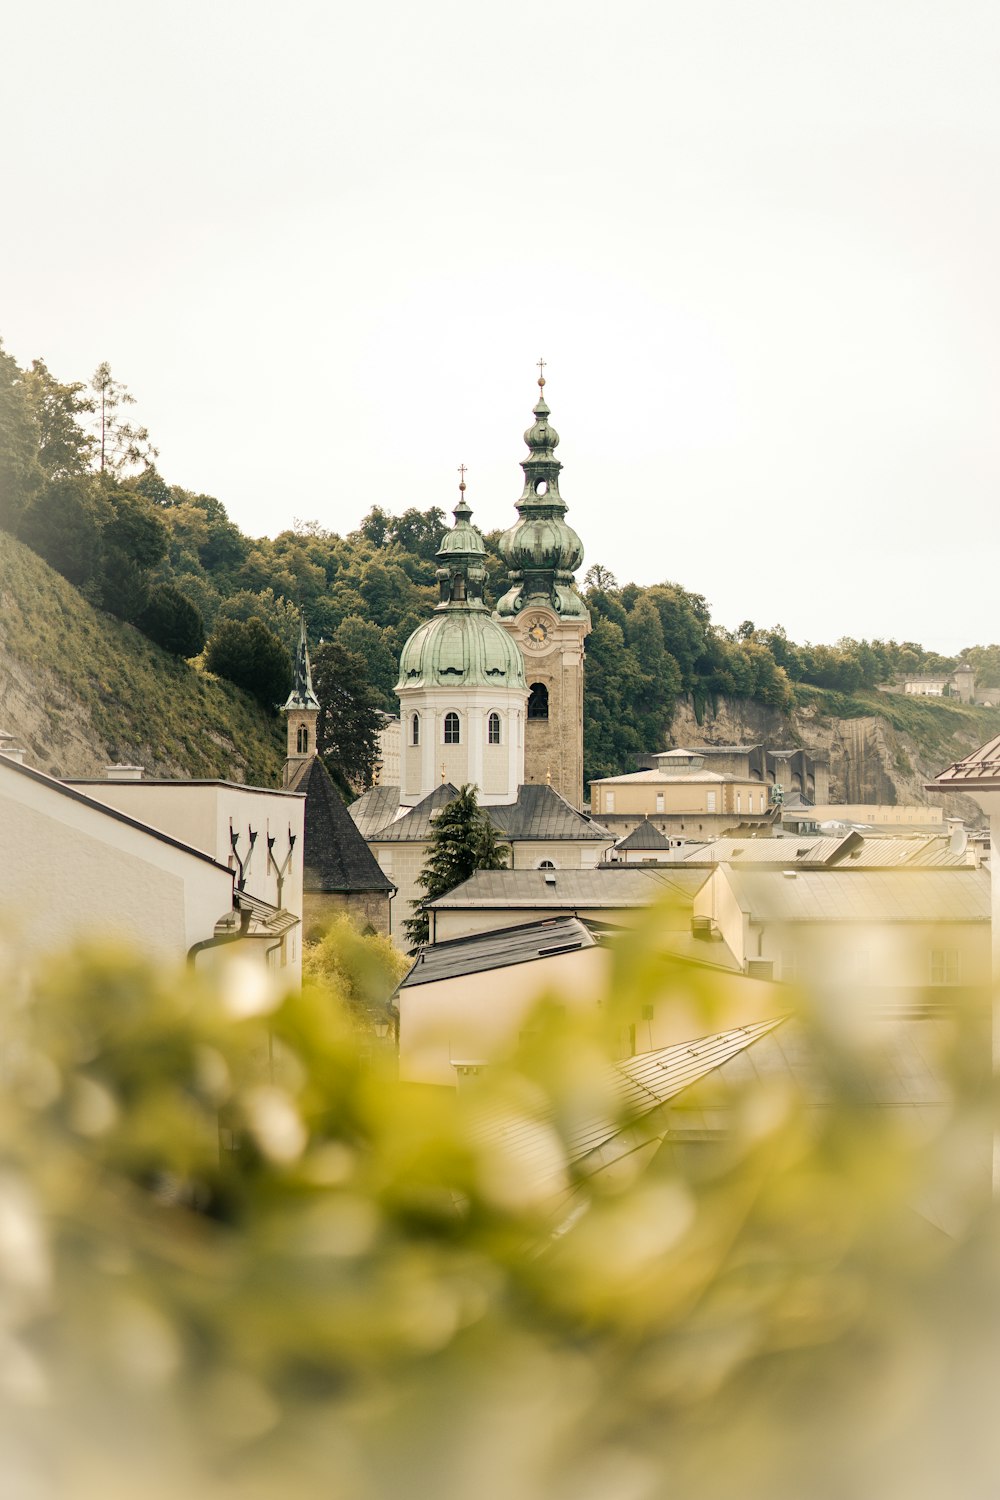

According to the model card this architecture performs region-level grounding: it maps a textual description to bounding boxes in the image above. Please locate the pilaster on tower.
[494,369,590,808]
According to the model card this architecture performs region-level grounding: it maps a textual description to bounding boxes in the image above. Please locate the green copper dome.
[396,610,526,691]
[495,378,588,620]
[396,488,526,692]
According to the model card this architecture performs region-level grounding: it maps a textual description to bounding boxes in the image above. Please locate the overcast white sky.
[4,1,997,652]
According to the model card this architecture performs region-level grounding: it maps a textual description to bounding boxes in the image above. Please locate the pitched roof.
[425,866,706,911]
[615,818,672,851]
[487,783,611,842]
[399,915,600,988]
[681,834,860,867]
[928,733,1000,791]
[285,757,394,893]
[466,1018,789,1186]
[354,782,612,844]
[831,836,974,869]
[719,865,990,924]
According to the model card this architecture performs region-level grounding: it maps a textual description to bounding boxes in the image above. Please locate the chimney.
[947,818,967,856]
[105,765,144,781]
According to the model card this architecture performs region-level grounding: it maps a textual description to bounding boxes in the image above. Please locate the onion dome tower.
[396,473,527,807]
[494,368,590,808]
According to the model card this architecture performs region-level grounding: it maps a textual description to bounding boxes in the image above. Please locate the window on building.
[488,712,501,745]
[528,682,549,719]
[444,712,461,744]
[296,725,309,754]
[736,793,741,814]
[538,859,555,869]
[930,949,960,984]
[606,791,616,813]
[655,793,665,813]
[706,791,717,812]
[411,713,420,746]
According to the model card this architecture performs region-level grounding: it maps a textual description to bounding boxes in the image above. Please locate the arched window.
[538,859,555,869]
[528,682,549,720]
[297,725,309,754]
[444,712,461,744]
[488,712,501,745]
[411,713,420,746]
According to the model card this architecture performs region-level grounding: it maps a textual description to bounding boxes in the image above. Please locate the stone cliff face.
[668,695,992,821]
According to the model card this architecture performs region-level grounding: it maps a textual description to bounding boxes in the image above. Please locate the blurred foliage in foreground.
[0,935,997,1500]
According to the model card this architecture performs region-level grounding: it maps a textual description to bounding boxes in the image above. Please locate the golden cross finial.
[441,762,446,783]
[546,765,552,786]
[537,356,546,390]
[457,463,467,493]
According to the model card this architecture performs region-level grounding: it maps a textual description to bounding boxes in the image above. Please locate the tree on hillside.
[90,362,158,475]
[137,583,206,657]
[22,358,95,478]
[16,475,105,587]
[96,483,169,621]
[404,785,508,949]
[311,640,383,793]
[205,616,293,708]
[0,341,42,531]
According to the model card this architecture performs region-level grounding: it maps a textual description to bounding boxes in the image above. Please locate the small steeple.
[434,468,488,608]
[282,612,320,784]
[284,611,321,713]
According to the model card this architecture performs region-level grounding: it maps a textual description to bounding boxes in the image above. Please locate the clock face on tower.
[525,615,550,649]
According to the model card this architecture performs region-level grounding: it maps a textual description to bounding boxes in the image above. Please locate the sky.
[3,0,998,653]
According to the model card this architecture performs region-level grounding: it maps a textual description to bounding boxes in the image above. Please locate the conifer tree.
[404,785,508,949]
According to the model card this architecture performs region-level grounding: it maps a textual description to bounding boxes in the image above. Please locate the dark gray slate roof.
[400,915,599,988]
[614,818,672,852]
[351,782,613,845]
[286,758,394,893]
[426,866,706,910]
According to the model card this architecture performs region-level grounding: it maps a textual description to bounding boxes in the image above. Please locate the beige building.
[691,863,990,996]
[395,914,784,1087]
[902,664,975,702]
[590,763,771,833]
[805,803,945,828]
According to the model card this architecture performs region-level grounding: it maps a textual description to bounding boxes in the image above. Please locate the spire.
[494,365,587,619]
[283,611,320,712]
[434,468,488,608]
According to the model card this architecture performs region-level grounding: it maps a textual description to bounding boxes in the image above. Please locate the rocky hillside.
[670,687,1000,821]
[0,533,284,782]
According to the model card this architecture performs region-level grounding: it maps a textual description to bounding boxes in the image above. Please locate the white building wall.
[0,764,234,963]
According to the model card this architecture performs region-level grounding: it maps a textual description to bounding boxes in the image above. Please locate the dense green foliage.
[404,784,509,948]
[205,617,293,709]
[2,338,995,781]
[311,640,383,795]
[0,929,993,1499]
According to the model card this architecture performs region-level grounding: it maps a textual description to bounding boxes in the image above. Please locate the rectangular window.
[655,793,665,813]
[930,949,960,984]
[606,791,615,813]
[706,791,717,812]
[736,793,741,814]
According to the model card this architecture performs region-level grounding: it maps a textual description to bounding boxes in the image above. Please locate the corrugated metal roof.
[683,835,856,866]
[468,1018,789,1177]
[721,865,990,923]
[697,1016,955,1107]
[929,733,1000,788]
[832,836,973,870]
[399,915,600,988]
[425,867,706,910]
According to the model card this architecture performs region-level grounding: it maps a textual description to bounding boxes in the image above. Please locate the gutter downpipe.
[187,903,253,967]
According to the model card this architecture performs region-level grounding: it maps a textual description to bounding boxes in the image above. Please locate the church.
[346,372,613,942]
